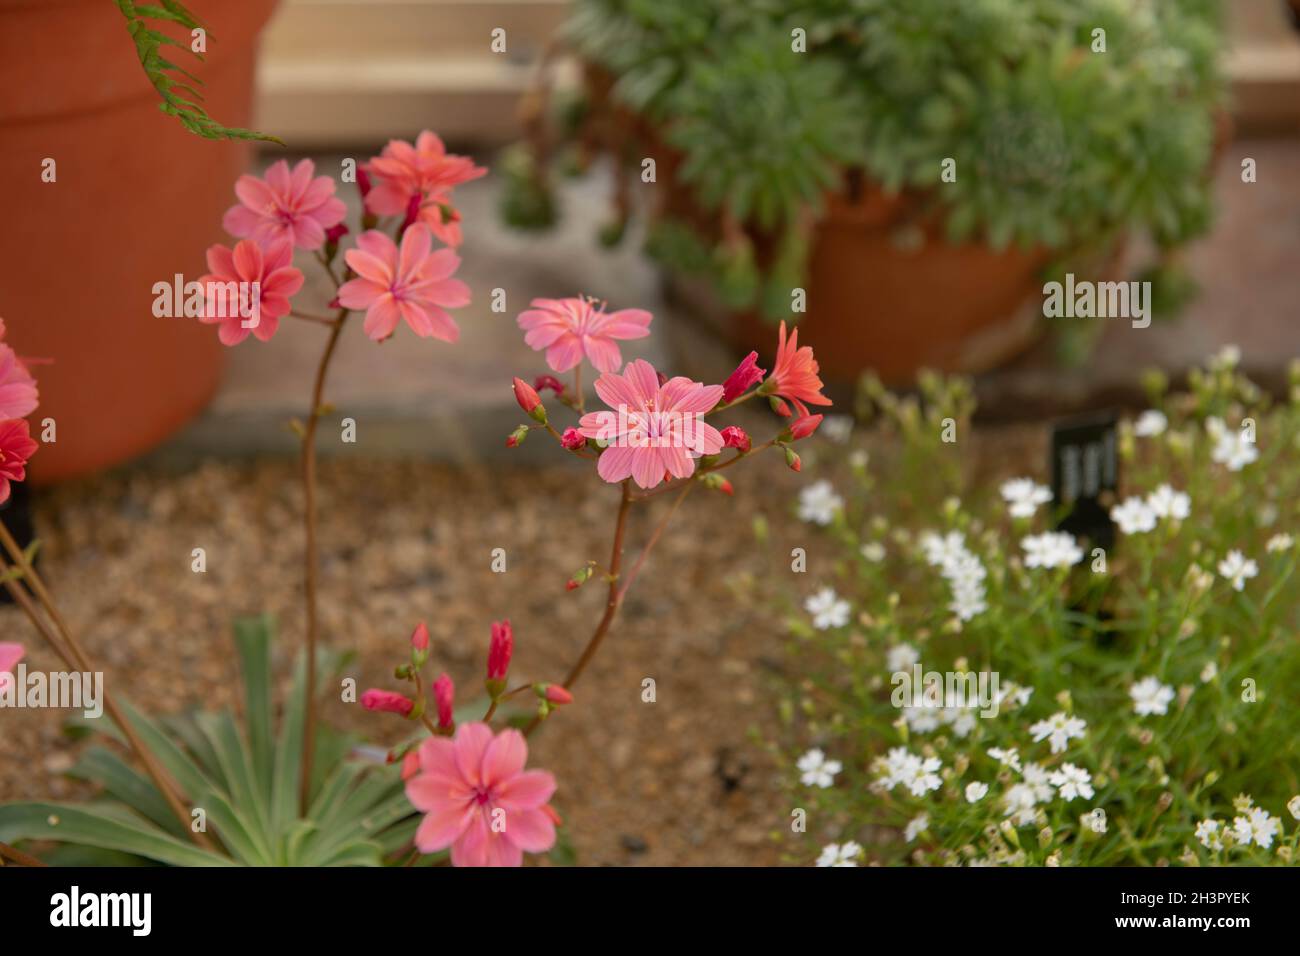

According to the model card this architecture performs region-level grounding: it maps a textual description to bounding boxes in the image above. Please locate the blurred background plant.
[502,0,1227,380]
[767,352,1300,865]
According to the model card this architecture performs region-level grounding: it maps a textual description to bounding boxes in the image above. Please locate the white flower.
[805,587,850,630]
[1287,795,1300,821]
[1083,808,1108,834]
[1207,417,1258,471]
[848,449,869,470]
[1217,550,1258,591]
[873,747,942,797]
[994,683,1034,709]
[1195,819,1224,851]
[1233,807,1282,849]
[965,782,989,803]
[904,814,929,843]
[819,415,854,444]
[1211,344,1241,369]
[886,643,920,674]
[1049,763,1095,801]
[1002,774,1050,826]
[1110,496,1157,535]
[1000,478,1052,519]
[860,541,886,563]
[988,747,1022,772]
[1022,763,1056,802]
[1133,410,1167,437]
[1129,676,1175,716]
[797,480,843,525]
[1200,661,1218,683]
[1029,712,1088,754]
[816,841,861,867]
[1021,531,1083,569]
[920,530,967,567]
[1146,484,1190,521]
[949,580,989,621]
[797,748,842,788]
[1266,533,1294,554]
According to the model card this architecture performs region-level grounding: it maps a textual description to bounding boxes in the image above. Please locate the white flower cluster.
[798,479,843,525]
[797,748,841,788]
[873,746,943,797]
[1110,483,1191,535]
[1021,531,1083,570]
[999,478,1052,519]
[804,587,850,630]
[1196,795,1286,853]
[919,530,987,621]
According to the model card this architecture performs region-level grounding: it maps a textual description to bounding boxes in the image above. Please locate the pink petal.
[493,769,557,812]
[233,174,276,214]
[597,308,653,339]
[362,295,402,341]
[596,444,636,483]
[583,335,623,373]
[337,277,385,310]
[499,807,556,853]
[343,249,393,286]
[543,336,585,373]
[413,800,476,853]
[452,723,494,789]
[480,729,528,790]
[398,224,433,278]
[221,204,263,239]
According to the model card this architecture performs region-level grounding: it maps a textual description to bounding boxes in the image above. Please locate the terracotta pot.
[736,191,1051,387]
[0,0,278,483]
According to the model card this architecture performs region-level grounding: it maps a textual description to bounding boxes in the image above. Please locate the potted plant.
[0,0,280,483]
[502,0,1226,385]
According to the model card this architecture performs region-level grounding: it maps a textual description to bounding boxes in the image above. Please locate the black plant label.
[1050,411,1118,553]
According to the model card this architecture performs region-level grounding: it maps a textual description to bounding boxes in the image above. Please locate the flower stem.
[0,523,216,851]
[299,311,348,815]
[0,840,46,867]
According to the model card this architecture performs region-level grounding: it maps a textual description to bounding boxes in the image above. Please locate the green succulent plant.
[0,617,419,866]
[508,0,1224,324]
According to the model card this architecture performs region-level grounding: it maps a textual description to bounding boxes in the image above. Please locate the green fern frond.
[115,0,284,145]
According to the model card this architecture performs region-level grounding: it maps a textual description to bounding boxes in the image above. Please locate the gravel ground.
[0,430,822,866]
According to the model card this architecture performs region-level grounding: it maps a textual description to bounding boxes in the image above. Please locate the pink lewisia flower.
[222,159,348,251]
[361,689,414,717]
[0,343,38,420]
[767,321,832,418]
[722,351,765,403]
[406,722,558,867]
[578,359,724,490]
[338,225,470,342]
[0,419,38,506]
[517,297,652,374]
[198,239,304,346]
[364,131,486,247]
[0,642,22,695]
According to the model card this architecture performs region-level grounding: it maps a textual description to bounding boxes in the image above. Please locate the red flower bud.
[561,427,587,451]
[722,351,766,403]
[410,621,430,651]
[788,414,823,441]
[720,425,751,452]
[533,374,566,396]
[399,193,421,235]
[487,620,513,681]
[325,223,349,244]
[542,684,573,705]
[512,376,541,413]
[361,689,414,717]
[785,447,802,472]
[357,167,372,199]
[433,673,455,729]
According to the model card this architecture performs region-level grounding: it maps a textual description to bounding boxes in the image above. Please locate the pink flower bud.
[434,673,455,728]
[512,377,546,423]
[716,477,734,496]
[410,621,430,651]
[720,425,751,452]
[357,167,372,199]
[722,351,766,403]
[561,427,587,451]
[542,684,573,705]
[361,689,414,717]
[325,223,349,244]
[785,447,802,472]
[401,750,420,780]
[506,425,529,448]
[399,193,421,234]
[487,620,513,681]
[788,414,823,441]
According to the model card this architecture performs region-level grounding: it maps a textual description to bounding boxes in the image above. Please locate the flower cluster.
[0,319,39,506]
[778,353,1300,866]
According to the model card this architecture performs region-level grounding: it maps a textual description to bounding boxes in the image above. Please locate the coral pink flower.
[722,351,765,403]
[0,419,37,505]
[338,225,470,342]
[361,689,414,716]
[364,132,486,246]
[406,723,558,867]
[0,641,23,695]
[578,359,724,490]
[0,344,38,420]
[222,159,348,251]
[518,297,652,374]
[767,321,831,418]
[199,239,304,346]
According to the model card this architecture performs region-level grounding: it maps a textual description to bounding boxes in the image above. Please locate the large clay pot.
[740,190,1051,386]
[0,0,278,483]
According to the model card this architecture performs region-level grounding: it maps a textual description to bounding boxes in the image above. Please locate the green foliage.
[0,616,418,866]
[773,354,1300,865]
[115,0,283,144]
[551,0,1224,314]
